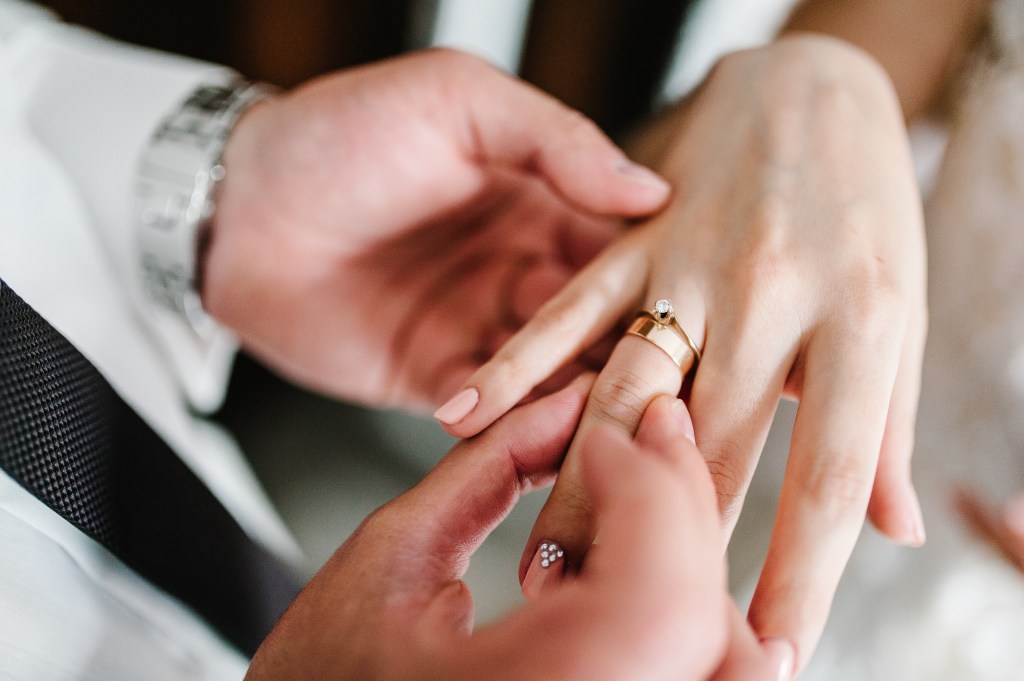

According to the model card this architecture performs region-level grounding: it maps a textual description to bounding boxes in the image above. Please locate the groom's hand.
[202,49,670,411]
[247,382,793,680]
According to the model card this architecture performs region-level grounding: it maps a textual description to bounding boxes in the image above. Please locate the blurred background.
[38,0,694,136]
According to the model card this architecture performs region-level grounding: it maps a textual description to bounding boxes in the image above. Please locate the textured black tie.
[0,279,299,656]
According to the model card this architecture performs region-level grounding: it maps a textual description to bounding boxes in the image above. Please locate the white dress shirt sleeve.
[1,0,239,412]
[0,0,303,589]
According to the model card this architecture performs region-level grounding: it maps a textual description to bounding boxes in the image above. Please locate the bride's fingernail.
[613,158,671,192]
[909,490,927,547]
[434,388,479,425]
[522,541,565,600]
[895,484,926,547]
[670,398,696,444]
[760,638,795,681]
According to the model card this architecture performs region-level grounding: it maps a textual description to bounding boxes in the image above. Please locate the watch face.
[137,81,269,327]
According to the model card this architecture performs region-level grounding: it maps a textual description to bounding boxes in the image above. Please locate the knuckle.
[851,263,904,311]
[849,304,903,352]
[835,232,915,310]
[560,107,602,141]
[701,444,751,520]
[587,370,656,430]
[797,450,874,511]
[487,349,527,387]
[826,265,909,350]
[553,480,594,523]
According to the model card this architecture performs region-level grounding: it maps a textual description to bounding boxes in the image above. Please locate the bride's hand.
[436,35,928,671]
[203,49,669,412]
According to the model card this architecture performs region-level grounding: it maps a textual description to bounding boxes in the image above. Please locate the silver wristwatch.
[135,79,274,335]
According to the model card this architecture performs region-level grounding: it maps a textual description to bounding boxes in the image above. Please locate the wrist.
[647,33,906,177]
[704,33,906,136]
[736,33,902,112]
[197,92,288,331]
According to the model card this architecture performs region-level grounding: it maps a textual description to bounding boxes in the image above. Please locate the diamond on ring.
[627,298,702,372]
[654,298,673,322]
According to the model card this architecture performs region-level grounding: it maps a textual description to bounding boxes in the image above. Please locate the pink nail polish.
[910,497,927,547]
[434,388,479,425]
[899,483,926,547]
[670,398,696,444]
[522,541,565,601]
[760,638,795,681]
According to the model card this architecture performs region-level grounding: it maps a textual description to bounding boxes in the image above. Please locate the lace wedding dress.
[793,3,1024,678]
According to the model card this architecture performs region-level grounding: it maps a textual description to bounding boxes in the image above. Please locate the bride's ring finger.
[583,295,705,435]
[519,295,706,581]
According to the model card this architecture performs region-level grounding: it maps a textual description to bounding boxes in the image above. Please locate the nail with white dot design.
[523,540,565,600]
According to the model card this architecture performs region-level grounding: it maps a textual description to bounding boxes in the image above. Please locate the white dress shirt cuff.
[7,9,239,412]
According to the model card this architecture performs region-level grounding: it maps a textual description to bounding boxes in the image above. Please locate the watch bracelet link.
[135,78,276,334]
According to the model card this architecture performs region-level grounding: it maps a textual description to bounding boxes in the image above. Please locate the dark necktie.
[0,279,300,656]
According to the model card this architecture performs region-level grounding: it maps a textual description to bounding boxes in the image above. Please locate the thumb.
[457,56,671,217]
[398,373,595,579]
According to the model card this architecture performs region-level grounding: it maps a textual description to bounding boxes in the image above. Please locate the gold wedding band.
[626,299,702,374]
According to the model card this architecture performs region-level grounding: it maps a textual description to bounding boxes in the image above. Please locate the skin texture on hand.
[201,48,670,412]
[244,384,790,680]
[437,34,929,673]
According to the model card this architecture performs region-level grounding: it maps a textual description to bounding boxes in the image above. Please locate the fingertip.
[760,638,796,681]
[611,158,673,204]
[634,395,696,448]
[580,420,689,516]
[522,540,566,600]
[438,417,487,439]
[868,476,926,547]
[447,371,597,439]
[538,122,671,217]
[435,388,504,439]
[434,387,480,427]
[670,398,697,444]
[462,62,669,218]
[907,485,926,546]
[631,398,715,509]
